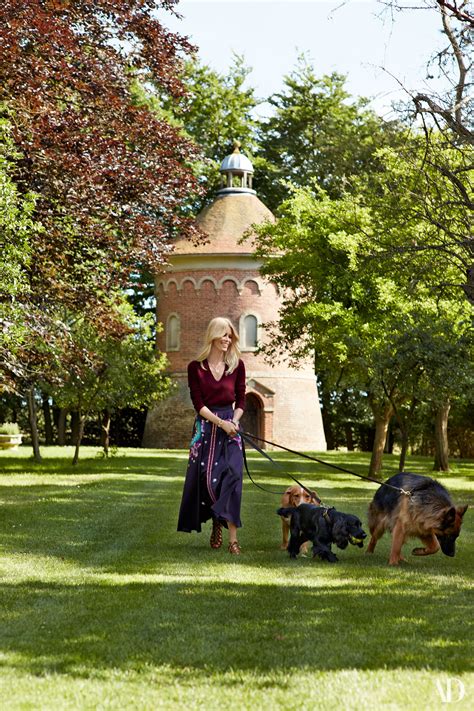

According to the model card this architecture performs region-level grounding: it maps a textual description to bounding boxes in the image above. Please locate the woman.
[177,317,246,555]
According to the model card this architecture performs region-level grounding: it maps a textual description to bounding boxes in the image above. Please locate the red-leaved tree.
[0,0,200,323]
[0,1,203,456]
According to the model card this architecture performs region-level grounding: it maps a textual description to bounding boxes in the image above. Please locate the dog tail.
[277,507,296,517]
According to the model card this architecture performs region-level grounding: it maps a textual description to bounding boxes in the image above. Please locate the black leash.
[240,430,412,497]
[241,434,322,502]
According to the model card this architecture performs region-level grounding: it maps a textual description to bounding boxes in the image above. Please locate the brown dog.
[280,485,320,551]
[367,472,468,566]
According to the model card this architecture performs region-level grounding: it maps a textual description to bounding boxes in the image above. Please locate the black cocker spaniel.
[277,503,367,562]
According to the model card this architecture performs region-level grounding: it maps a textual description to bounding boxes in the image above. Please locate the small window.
[166,314,180,351]
[242,314,258,349]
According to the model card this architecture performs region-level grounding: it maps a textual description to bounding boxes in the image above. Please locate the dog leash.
[239,430,412,497]
[241,434,322,502]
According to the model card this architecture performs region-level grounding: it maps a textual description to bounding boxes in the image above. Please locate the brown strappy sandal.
[228,541,241,555]
[210,520,222,549]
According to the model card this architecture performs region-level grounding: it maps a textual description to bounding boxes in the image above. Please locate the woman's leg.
[227,521,241,554]
[228,522,238,544]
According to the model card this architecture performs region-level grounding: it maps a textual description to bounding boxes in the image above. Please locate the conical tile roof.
[172,192,275,255]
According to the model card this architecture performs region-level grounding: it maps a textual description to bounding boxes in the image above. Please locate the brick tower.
[143,146,326,451]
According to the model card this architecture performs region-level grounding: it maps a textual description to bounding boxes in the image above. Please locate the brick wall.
[143,192,326,451]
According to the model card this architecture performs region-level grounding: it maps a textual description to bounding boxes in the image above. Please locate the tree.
[253,177,473,475]
[449,394,474,458]
[0,116,38,390]
[256,57,403,212]
[393,0,474,143]
[1,2,201,453]
[370,312,474,471]
[376,1,474,302]
[48,300,171,464]
[0,0,200,344]
[366,136,473,309]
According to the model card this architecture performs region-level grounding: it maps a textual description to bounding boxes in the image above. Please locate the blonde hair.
[196,317,241,374]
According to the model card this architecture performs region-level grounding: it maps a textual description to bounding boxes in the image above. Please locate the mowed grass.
[0,447,473,710]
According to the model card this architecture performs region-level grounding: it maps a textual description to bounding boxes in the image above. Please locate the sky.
[160,0,448,119]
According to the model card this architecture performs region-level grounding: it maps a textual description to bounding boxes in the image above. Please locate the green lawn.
[0,447,472,710]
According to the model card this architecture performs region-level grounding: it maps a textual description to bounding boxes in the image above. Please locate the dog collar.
[322,507,334,522]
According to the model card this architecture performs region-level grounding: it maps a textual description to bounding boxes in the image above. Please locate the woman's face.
[213,330,232,353]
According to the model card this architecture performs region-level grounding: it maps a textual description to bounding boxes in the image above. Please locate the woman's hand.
[220,420,237,437]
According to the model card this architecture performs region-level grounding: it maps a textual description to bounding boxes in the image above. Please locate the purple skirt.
[177,406,243,533]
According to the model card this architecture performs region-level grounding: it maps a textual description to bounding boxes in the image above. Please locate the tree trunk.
[368,405,393,478]
[71,411,80,445]
[26,387,42,462]
[320,391,335,450]
[384,423,394,454]
[395,398,418,473]
[398,432,409,472]
[100,409,111,456]
[57,408,67,446]
[433,401,451,472]
[344,423,354,451]
[72,413,85,465]
[42,393,54,446]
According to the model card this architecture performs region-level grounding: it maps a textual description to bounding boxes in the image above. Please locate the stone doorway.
[240,392,263,441]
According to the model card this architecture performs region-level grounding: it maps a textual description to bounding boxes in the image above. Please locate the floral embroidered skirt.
[177,406,243,533]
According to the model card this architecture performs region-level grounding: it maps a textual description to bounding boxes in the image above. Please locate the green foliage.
[366,135,474,303]
[0,115,41,389]
[135,54,259,212]
[449,396,474,457]
[256,56,403,211]
[254,168,474,466]
[48,299,171,417]
[0,421,20,434]
[0,118,35,296]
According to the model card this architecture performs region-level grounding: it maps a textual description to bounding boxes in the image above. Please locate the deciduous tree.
[48,301,171,464]
[0,0,200,337]
[377,1,473,302]
[256,57,403,212]
[254,178,473,475]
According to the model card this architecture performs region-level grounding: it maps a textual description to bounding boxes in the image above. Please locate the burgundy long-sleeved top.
[187,359,246,414]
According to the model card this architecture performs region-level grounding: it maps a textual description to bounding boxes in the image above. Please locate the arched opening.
[166,313,180,351]
[239,313,259,351]
[240,392,263,441]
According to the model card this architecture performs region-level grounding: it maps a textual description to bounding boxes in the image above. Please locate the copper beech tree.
[0,1,203,456]
[0,0,200,330]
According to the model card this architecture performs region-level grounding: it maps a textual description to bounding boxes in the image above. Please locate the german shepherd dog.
[277,503,367,562]
[367,473,468,566]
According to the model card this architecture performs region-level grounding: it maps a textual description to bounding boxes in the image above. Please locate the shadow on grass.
[0,574,471,677]
[0,470,472,572]
[0,453,187,476]
[0,451,472,680]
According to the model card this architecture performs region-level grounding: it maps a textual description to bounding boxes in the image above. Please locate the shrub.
[0,422,20,435]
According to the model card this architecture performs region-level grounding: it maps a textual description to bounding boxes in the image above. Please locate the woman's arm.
[188,361,205,413]
[199,406,237,437]
[232,408,244,429]
[233,361,246,429]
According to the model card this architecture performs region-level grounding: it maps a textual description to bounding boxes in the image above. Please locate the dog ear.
[332,518,348,546]
[442,506,456,526]
[457,504,468,519]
